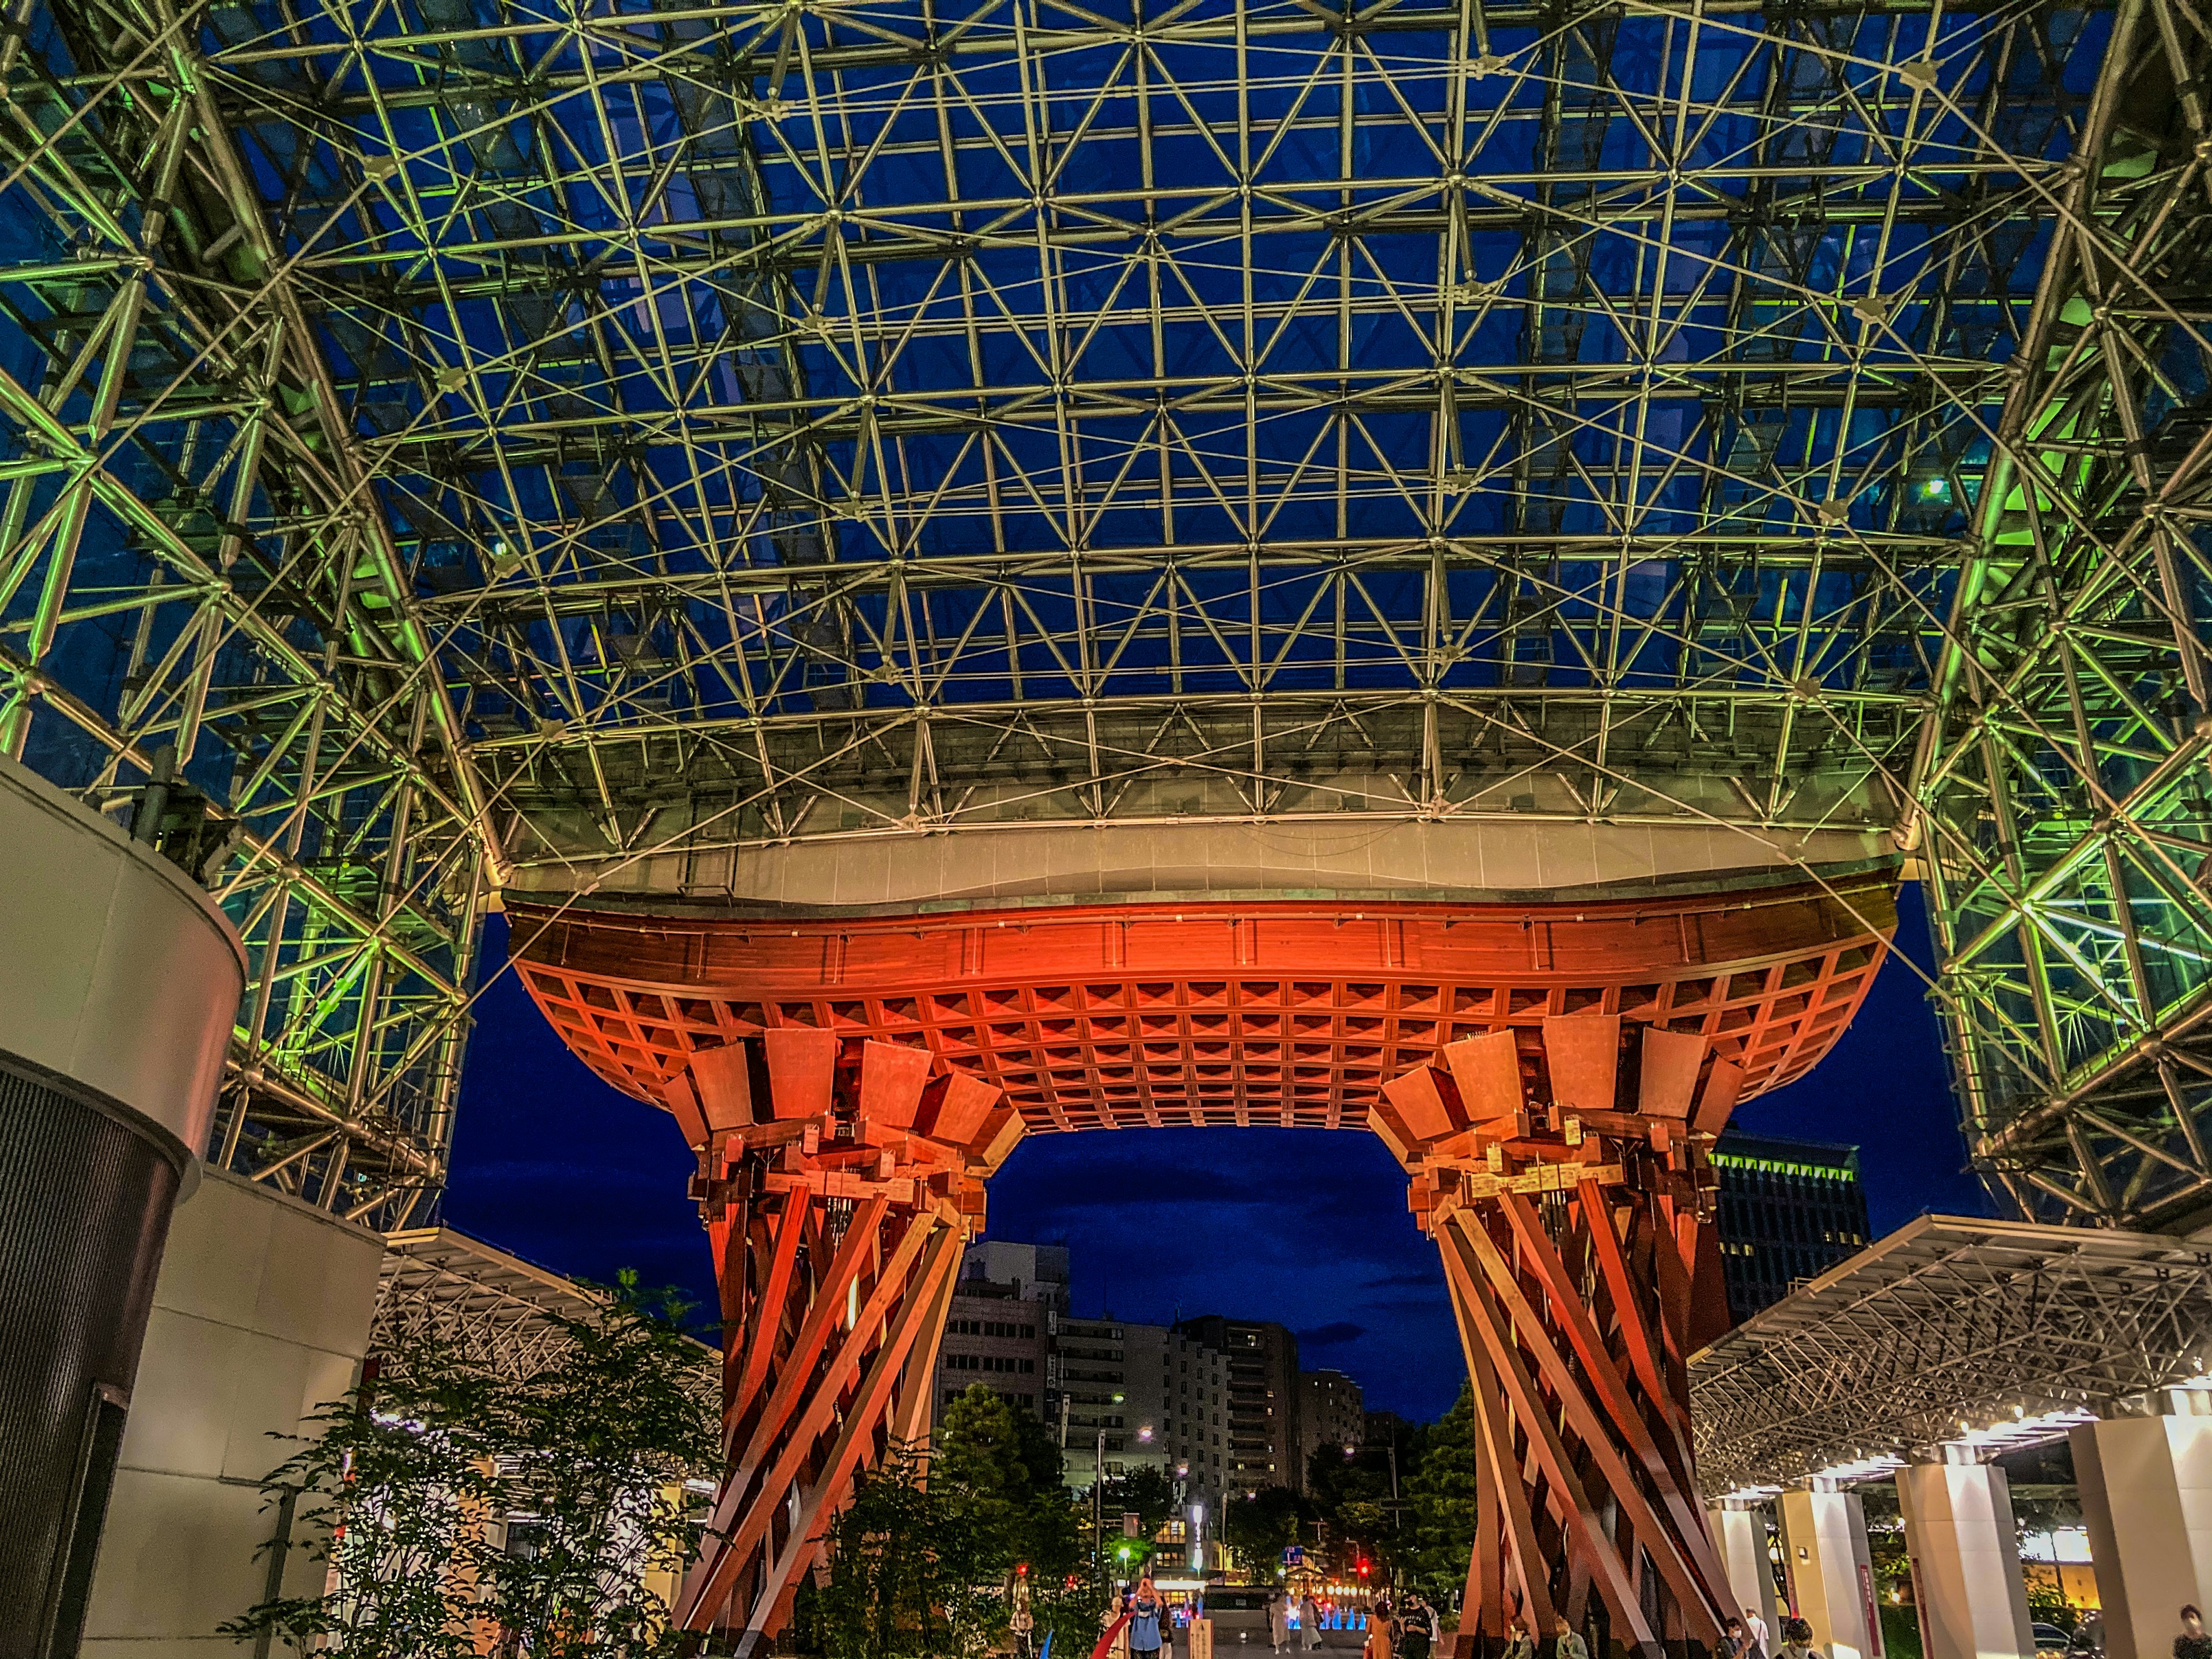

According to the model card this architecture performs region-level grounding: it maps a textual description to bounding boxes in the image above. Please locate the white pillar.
[1707,1501,1782,1639]
[2071,1399,2212,1659]
[1896,1453,2033,1659]
[1777,1484,1881,1659]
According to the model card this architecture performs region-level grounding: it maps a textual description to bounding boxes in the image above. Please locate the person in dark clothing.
[2176,1605,2211,1659]
[1397,1597,1433,1659]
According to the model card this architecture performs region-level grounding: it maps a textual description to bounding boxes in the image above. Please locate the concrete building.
[1054,1315,1141,1490]
[1298,1370,1366,1484]
[1175,1316,1302,1492]
[1124,1323,1233,1513]
[934,1278,1050,1419]
[960,1240,1071,1314]
[1713,1132,1870,1323]
[80,1168,384,1659]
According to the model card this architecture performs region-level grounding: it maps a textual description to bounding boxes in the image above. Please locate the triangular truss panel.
[0,0,2207,1232]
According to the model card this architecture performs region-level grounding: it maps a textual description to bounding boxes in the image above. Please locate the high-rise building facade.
[1712,1132,1872,1324]
[1127,1323,1233,1512]
[1052,1314,1150,1489]
[931,1240,1062,1417]
[933,1278,1050,1418]
[1297,1369,1366,1483]
[1174,1316,1302,1492]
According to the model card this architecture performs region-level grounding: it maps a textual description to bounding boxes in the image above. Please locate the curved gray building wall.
[0,756,244,1657]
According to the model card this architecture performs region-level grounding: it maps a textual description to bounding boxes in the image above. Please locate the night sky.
[442,886,1990,1426]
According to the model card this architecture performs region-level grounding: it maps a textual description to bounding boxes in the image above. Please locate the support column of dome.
[1378,1014,1740,1659]
[664,1032,1022,1653]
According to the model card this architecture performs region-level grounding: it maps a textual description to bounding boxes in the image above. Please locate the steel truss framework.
[1917,2,2212,1229]
[376,1225,638,1380]
[0,0,2203,1225]
[1688,1214,2212,1495]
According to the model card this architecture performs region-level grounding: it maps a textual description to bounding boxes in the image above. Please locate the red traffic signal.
[1016,1563,1029,1577]
[1357,1560,1370,1578]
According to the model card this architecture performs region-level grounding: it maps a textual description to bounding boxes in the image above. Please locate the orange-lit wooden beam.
[662,1035,1024,1652]
[1381,1016,1737,1659]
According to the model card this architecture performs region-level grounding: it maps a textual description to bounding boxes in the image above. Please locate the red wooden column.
[660,1032,1024,1652]
[1376,1016,1739,1659]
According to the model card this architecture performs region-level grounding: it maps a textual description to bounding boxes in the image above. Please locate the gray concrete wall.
[81,1167,384,1658]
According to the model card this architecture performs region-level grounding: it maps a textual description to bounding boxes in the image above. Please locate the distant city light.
[1920,477,1949,501]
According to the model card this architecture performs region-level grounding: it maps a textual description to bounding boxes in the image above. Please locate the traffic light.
[1357,1559,1370,1578]
[1017,1563,1029,1577]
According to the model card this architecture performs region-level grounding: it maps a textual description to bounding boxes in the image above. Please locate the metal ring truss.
[0,0,2202,1228]
[1912,0,2212,1231]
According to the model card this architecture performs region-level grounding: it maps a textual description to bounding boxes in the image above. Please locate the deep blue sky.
[444,887,1988,1425]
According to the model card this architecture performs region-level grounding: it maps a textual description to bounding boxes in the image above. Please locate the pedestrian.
[1501,1613,1535,1659]
[1130,1577,1171,1659]
[1302,1592,1324,1652]
[1397,1597,1433,1659]
[1554,1613,1590,1659]
[1720,1618,1748,1659]
[1778,1618,1823,1659]
[1745,1609,1771,1659]
[1366,1601,1394,1659]
[1271,1591,1290,1654]
[2179,1607,2212,1659]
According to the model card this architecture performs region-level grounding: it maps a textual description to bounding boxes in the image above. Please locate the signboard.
[1282,1545,1305,1565]
[1858,1563,1884,1658]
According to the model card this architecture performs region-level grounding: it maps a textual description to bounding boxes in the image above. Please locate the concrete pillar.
[1777,1484,1881,1659]
[1707,1501,1782,1640]
[79,1166,383,1658]
[2072,1399,2212,1659]
[1896,1453,2033,1659]
[0,755,244,1657]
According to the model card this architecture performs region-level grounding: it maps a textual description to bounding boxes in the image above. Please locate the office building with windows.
[1713,1132,1871,1323]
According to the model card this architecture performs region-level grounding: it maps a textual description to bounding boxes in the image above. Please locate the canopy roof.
[1689,1213,2212,1494]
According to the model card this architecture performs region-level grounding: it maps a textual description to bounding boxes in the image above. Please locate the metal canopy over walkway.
[0,0,2206,1232]
[1689,1213,2212,1496]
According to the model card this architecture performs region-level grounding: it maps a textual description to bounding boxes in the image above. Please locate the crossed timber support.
[664,1032,1023,1652]
[1376,1015,1738,1659]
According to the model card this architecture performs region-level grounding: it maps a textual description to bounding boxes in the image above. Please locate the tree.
[1222,1486,1316,1577]
[935,1385,1085,1582]
[808,1393,1105,1659]
[817,1441,990,1659]
[222,1274,718,1657]
[1103,1464,1179,1554]
[1306,1443,1397,1575]
[1400,1384,1478,1604]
